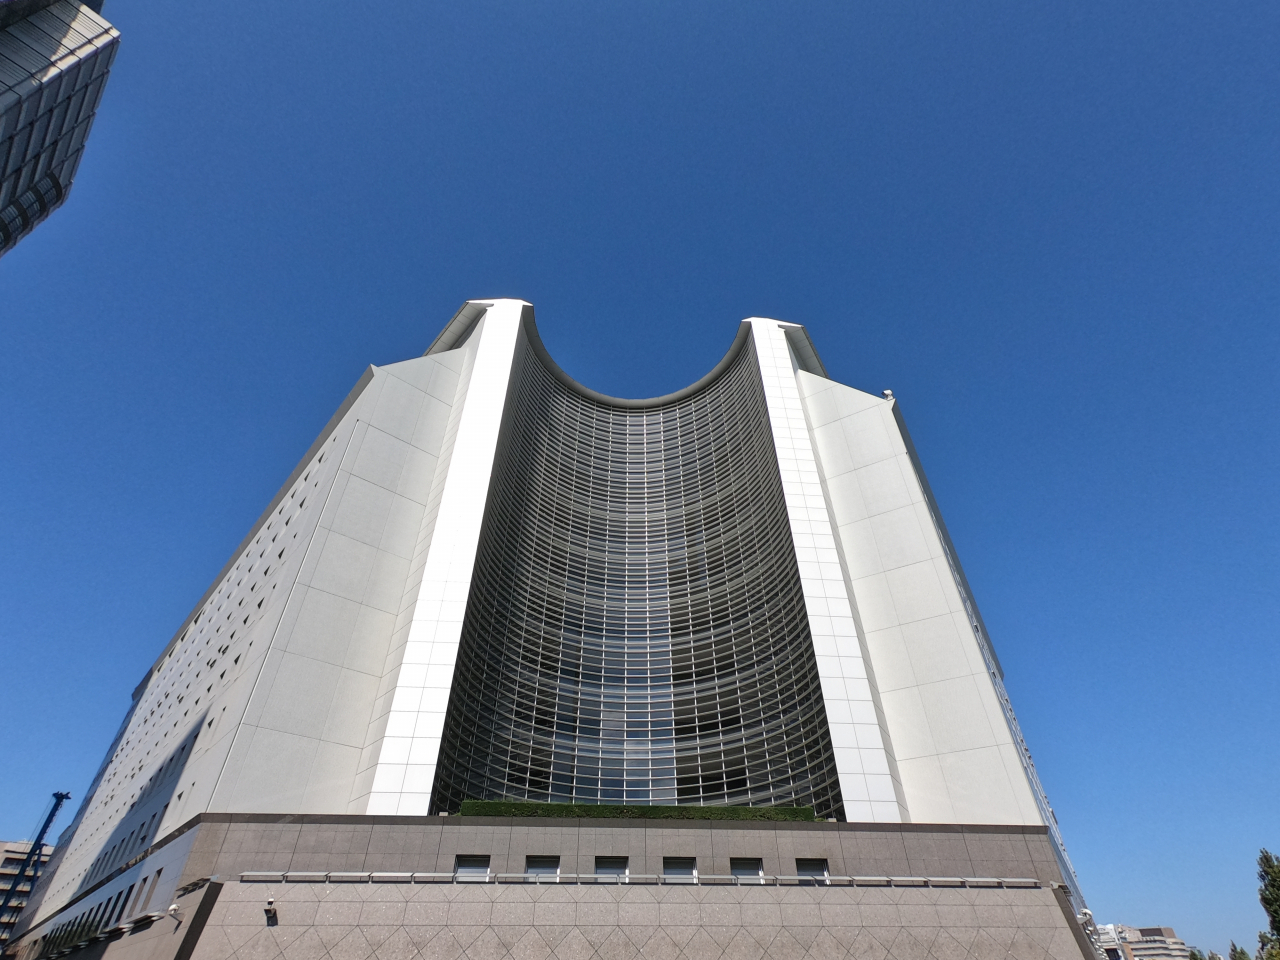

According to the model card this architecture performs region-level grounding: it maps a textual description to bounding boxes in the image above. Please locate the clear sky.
[1,0,1276,951]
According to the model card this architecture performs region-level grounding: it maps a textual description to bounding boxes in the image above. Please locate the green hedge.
[457,800,817,822]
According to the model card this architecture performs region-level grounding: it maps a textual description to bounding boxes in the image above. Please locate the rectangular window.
[128,877,149,915]
[796,858,830,884]
[453,855,490,880]
[139,869,162,912]
[662,856,697,880]
[594,856,628,877]
[115,884,135,923]
[524,856,560,876]
[730,857,764,882]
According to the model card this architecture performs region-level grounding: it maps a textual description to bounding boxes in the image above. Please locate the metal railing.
[239,870,1044,889]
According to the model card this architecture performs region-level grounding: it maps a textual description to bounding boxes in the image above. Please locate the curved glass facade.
[430,324,844,818]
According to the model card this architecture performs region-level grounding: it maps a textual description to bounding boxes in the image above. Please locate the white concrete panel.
[255,652,342,738]
[809,422,856,476]
[226,727,318,812]
[797,382,842,428]
[284,586,360,666]
[824,472,868,523]
[748,318,904,823]
[840,409,898,469]
[363,549,410,615]
[367,300,528,816]
[345,605,397,675]
[937,746,1028,824]
[919,676,1000,754]
[398,446,442,504]
[876,687,935,761]
[411,396,452,453]
[998,741,1048,825]
[379,494,427,559]
[322,669,380,747]
[853,458,915,516]
[378,357,439,392]
[835,518,882,580]
[800,371,1044,827]
[847,572,896,633]
[301,741,362,813]
[892,755,955,823]
[370,373,428,443]
[884,560,952,623]
[327,474,396,548]
[308,531,378,602]
[350,426,412,491]
[901,615,972,686]
[862,626,916,693]
[869,506,932,570]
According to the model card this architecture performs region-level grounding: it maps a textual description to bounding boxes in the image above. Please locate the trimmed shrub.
[456,800,817,822]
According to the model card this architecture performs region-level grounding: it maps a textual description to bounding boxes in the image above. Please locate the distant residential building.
[1097,924,1192,960]
[0,841,52,946]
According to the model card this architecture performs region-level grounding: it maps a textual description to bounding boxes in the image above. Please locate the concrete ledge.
[370,872,413,883]
[284,872,326,883]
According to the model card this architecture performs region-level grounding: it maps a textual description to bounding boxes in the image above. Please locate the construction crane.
[0,793,71,933]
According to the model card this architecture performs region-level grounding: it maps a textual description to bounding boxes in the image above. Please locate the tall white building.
[12,302,1092,960]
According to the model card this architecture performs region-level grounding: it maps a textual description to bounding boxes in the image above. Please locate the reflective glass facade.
[431,324,844,818]
[0,0,118,257]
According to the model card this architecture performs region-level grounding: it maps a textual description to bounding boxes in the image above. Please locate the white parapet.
[364,300,528,815]
[747,319,906,823]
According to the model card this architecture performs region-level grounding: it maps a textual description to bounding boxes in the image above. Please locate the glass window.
[594,856,629,876]
[663,856,697,878]
[453,855,490,879]
[525,856,560,875]
[796,858,829,883]
[730,857,764,880]
[430,340,844,820]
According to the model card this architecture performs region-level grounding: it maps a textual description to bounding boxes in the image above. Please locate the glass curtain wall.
[430,324,844,818]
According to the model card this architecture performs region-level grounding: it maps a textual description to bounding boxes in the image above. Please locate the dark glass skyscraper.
[0,0,117,257]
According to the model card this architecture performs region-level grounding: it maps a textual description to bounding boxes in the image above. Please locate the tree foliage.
[1257,850,1280,960]
[1261,850,1280,938]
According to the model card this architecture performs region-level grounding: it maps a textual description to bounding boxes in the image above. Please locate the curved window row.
[431,326,843,818]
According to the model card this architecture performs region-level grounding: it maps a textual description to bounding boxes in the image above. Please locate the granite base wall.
[10,817,1092,960]
[193,878,1086,960]
[178,816,1063,886]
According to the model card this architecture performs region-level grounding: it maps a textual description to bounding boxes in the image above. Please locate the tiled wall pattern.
[44,425,354,917]
[794,374,1042,829]
[192,879,1087,960]
[367,301,529,816]
[31,355,466,930]
[179,817,1065,885]
[747,320,905,823]
[10,816,1083,960]
[0,0,117,255]
[349,339,479,815]
[221,354,464,816]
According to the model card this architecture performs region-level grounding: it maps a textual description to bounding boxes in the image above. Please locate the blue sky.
[2,0,1277,950]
